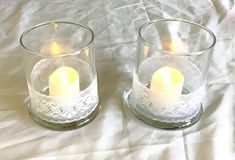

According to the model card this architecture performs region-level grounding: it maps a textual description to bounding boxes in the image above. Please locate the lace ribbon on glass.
[29,80,98,123]
[130,75,204,123]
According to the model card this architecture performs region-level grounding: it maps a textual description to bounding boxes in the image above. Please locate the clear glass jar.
[125,19,216,129]
[20,22,100,130]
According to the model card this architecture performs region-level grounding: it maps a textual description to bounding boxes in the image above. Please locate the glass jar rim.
[20,21,94,57]
[139,19,216,56]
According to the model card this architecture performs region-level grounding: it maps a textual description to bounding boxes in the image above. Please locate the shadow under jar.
[124,19,216,129]
[20,22,100,130]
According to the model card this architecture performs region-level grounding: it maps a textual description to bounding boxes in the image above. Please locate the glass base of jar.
[123,89,203,130]
[28,104,101,131]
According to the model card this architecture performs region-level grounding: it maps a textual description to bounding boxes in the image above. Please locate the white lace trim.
[29,80,98,123]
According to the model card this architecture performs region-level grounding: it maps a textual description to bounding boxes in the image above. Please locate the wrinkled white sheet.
[0,0,234,159]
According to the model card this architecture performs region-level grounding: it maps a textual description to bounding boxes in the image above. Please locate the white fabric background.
[0,0,234,159]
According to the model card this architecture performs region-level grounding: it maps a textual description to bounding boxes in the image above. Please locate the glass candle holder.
[124,19,216,129]
[20,22,100,130]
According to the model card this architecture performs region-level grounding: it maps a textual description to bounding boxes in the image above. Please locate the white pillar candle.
[49,66,80,97]
[150,66,184,106]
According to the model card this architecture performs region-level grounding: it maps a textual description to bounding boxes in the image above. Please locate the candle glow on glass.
[162,40,182,52]
[40,41,70,56]
[50,41,64,55]
[150,66,184,106]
